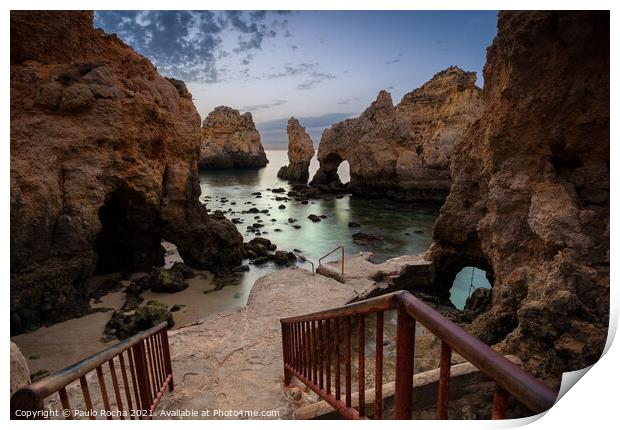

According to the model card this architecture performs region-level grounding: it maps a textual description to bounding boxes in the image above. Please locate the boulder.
[149,267,189,293]
[352,232,384,245]
[277,117,315,182]
[464,288,492,316]
[273,250,297,266]
[170,262,195,279]
[10,342,31,395]
[104,300,174,340]
[199,106,268,168]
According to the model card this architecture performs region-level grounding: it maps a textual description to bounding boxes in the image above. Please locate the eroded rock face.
[277,117,315,182]
[430,11,609,382]
[310,67,482,201]
[10,11,244,334]
[199,106,268,168]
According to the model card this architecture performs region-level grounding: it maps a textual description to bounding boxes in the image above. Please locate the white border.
[2,2,617,429]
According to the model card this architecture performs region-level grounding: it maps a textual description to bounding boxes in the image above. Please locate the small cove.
[11,149,486,374]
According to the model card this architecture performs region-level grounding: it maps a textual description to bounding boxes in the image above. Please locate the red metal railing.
[280,291,557,419]
[11,322,173,420]
[318,245,344,275]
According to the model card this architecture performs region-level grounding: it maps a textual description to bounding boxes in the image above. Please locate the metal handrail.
[295,253,315,274]
[11,322,173,420]
[280,291,557,419]
[317,245,344,275]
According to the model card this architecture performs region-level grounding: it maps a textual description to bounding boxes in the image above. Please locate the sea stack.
[430,11,609,382]
[310,66,482,202]
[10,11,244,334]
[277,117,315,182]
[199,106,268,168]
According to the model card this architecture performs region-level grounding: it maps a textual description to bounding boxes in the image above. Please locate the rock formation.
[199,106,268,168]
[10,11,244,335]
[310,67,482,201]
[10,342,31,395]
[277,117,315,182]
[430,11,609,383]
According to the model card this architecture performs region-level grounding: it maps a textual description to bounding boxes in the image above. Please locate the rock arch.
[310,68,482,202]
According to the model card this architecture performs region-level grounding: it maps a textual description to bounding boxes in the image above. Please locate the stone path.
[156,253,428,419]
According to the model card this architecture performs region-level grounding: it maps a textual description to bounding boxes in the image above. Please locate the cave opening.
[321,153,350,184]
[338,160,351,183]
[94,187,165,274]
[449,266,492,310]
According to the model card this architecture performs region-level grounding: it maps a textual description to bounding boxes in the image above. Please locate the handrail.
[295,253,315,274]
[318,245,344,275]
[11,322,173,420]
[280,291,557,420]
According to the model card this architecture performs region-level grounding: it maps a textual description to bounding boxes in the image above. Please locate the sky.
[94,11,498,147]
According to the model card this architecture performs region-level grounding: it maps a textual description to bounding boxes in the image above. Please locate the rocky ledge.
[10,11,244,335]
[310,66,482,202]
[277,117,315,182]
[430,11,609,383]
[199,106,268,168]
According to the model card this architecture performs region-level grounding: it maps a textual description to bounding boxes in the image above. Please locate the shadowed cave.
[314,152,351,184]
[94,187,165,274]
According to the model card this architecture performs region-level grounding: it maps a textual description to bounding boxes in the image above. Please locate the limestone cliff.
[199,106,268,168]
[277,117,315,182]
[10,11,244,334]
[430,11,609,382]
[310,67,482,201]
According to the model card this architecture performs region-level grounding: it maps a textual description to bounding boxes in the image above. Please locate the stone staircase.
[316,264,345,283]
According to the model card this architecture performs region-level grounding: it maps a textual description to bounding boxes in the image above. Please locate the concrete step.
[293,355,522,419]
[316,264,345,283]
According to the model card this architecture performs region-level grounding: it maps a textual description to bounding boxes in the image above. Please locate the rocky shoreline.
[9,10,609,399]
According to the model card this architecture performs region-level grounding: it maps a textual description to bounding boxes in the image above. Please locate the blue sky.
[94,11,498,147]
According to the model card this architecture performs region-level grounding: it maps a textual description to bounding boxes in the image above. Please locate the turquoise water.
[200,150,439,264]
[199,149,487,310]
[449,267,492,309]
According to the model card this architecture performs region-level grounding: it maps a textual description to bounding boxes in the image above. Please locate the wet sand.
[11,292,125,374]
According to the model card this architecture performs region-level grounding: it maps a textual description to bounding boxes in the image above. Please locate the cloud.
[241,54,254,65]
[336,97,363,105]
[385,58,401,65]
[264,62,316,79]
[94,11,289,83]
[297,71,336,90]
[242,99,288,111]
[263,63,336,90]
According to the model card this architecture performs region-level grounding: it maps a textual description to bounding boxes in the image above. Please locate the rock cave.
[94,187,165,274]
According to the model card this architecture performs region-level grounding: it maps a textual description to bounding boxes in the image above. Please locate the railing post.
[161,327,174,391]
[10,387,44,419]
[492,384,509,419]
[132,341,153,413]
[436,341,451,419]
[281,322,291,386]
[394,305,416,419]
